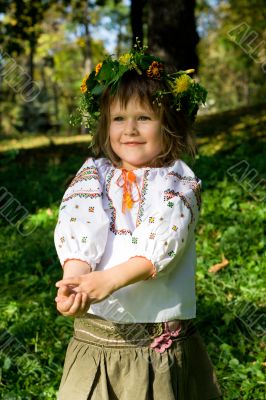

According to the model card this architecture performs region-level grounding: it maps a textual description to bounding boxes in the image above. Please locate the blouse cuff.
[62,258,93,270]
[59,254,96,270]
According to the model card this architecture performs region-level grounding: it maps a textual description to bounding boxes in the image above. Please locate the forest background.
[0,0,265,399]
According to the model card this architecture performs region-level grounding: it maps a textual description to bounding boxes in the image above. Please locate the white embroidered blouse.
[54,157,202,323]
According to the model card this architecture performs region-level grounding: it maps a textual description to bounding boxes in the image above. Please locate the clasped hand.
[55,270,115,317]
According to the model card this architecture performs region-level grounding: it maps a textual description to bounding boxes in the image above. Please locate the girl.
[54,48,222,399]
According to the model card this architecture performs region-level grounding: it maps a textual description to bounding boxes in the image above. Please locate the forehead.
[109,95,155,114]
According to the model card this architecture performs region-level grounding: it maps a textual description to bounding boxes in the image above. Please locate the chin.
[124,159,148,168]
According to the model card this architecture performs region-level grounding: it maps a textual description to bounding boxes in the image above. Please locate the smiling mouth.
[123,142,145,145]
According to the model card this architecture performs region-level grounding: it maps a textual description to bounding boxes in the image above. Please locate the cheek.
[109,132,121,156]
[109,122,122,138]
[154,141,163,156]
[110,136,120,152]
[152,129,163,153]
[109,127,117,145]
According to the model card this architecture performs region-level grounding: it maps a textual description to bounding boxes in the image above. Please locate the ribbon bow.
[116,169,141,214]
[150,321,182,353]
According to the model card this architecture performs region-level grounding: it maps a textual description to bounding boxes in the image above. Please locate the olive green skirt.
[57,314,222,400]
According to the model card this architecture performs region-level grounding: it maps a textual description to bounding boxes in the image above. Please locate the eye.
[113,116,124,121]
[138,115,150,121]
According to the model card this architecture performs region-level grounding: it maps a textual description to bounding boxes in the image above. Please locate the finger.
[56,294,74,312]
[67,292,83,315]
[80,292,90,312]
[57,285,71,296]
[56,285,74,302]
[71,285,83,294]
[55,295,69,302]
[56,293,76,313]
[76,292,90,316]
[55,277,81,287]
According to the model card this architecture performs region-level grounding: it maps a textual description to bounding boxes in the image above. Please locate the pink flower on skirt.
[150,322,182,353]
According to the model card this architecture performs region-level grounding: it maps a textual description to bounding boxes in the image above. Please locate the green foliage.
[0,1,121,136]
[1,0,264,137]
[197,0,266,112]
[0,104,265,398]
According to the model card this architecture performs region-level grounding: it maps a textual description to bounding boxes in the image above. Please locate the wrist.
[105,257,155,291]
[104,268,122,293]
[63,259,91,279]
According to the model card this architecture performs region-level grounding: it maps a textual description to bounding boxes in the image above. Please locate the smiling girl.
[54,49,222,400]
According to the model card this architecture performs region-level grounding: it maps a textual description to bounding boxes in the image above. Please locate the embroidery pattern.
[168,250,176,257]
[167,169,201,211]
[167,171,200,183]
[62,192,101,202]
[106,169,132,236]
[69,166,99,187]
[132,237,138,244]
[191,183,201,210]
[136,170,150,227]
[163,189,194,228]
[149,233,156,239]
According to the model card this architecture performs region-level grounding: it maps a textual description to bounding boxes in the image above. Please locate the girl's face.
[109,96,162,170]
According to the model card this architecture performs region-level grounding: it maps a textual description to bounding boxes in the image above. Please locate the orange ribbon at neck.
[116,169,141,214]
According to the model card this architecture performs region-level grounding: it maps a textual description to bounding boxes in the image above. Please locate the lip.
[123,142,145,145]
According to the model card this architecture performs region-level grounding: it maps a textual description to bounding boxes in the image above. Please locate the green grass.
[0,103,265,399]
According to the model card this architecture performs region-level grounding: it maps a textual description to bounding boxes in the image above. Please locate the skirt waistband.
[73,314,197,348]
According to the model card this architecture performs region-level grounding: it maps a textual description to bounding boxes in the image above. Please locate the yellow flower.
[95,62,102,75]
[147,61,164,79]
[172,75,191,95]
[119,53,132,65]
[80,73,89,93]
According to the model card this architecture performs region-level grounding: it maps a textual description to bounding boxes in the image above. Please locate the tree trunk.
[147,0,199,71]
[130,0,145,47]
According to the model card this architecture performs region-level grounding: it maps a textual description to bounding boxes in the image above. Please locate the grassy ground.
[0,103,265,399]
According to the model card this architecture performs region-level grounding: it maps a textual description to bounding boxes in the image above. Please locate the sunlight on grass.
[197,105,265,156]
[0,134,92,152]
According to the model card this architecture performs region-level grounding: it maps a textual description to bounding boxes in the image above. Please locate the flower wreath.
[71,43,207,129]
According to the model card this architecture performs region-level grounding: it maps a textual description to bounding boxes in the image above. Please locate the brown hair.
[91,70,197,167]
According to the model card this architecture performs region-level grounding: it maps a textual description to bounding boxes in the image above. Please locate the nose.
[124,119,138,135]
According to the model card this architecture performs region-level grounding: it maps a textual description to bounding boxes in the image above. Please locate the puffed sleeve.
[54,157,110,270]
[130,166,201,277]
